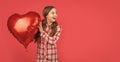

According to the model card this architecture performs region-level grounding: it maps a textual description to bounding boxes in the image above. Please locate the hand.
[48,29,52,35]
[39,22,44,33]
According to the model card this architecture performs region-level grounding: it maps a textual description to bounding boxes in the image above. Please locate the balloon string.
[25,48,28,52]
[25,48,30,55]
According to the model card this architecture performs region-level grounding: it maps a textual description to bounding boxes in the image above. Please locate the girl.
[35,6,62,62]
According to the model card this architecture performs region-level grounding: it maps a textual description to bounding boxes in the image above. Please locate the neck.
[47,19,52,25]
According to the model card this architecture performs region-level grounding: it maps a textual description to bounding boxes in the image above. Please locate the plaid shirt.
[36,25,62,62]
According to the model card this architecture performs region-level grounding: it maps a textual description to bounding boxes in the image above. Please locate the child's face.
[46,8,57,22]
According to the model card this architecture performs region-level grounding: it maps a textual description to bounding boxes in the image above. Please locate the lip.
[52,17,56,20]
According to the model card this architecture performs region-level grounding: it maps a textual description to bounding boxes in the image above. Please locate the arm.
[40,26,62,44]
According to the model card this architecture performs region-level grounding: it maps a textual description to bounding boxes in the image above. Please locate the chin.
[52,20,56,22]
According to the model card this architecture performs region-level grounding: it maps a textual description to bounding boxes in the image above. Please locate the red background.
[0,0,120,62]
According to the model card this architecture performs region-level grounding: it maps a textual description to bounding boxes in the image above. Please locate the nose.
[54,13,57,18]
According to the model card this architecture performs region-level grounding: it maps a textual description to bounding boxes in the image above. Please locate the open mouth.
[52,17,56,20]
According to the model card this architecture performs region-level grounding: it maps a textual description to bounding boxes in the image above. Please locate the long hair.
[34,6,58,43]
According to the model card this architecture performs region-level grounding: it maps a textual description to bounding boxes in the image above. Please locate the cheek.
[47,15,53,19]
[48,17,53,20]
[47,15,52,18]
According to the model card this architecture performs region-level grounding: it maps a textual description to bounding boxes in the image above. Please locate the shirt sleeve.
[40,26,62,44]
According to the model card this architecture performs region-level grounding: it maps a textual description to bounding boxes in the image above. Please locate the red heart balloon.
[7,11,41,48]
